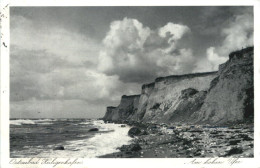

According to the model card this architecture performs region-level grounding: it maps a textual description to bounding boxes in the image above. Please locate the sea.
[10,119,132,158]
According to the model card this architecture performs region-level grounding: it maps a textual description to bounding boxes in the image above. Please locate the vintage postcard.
[1,0,260,168]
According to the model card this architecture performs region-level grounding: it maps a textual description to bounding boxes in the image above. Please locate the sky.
[10,6,253,118]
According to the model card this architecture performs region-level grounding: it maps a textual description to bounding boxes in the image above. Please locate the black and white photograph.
[1,1,260,168]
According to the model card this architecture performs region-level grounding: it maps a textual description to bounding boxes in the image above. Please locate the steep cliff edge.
[103,95,140,121]
[103,106,117,121]
[103,47,254,125]
[139,72,217,123]
[193,47,254,124]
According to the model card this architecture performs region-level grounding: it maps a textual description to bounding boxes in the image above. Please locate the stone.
[89,128,99,132]
[224,147,243,156]
[128,127,142,137]
[119,144,142,152]
[53,145,65,150]
[131,144,142,151]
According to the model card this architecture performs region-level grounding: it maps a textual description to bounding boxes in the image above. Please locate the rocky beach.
[100,122,253,158]
[102,47,254,158]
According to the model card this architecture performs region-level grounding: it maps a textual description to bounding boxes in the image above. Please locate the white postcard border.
[1,0,260,168]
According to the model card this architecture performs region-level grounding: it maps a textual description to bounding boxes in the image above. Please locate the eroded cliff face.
[103,95,140,121]
[140,72,217,123]
[131,82,155,121]
[103,47,254,125]
[192,47,254,124]
[103,106,117,121]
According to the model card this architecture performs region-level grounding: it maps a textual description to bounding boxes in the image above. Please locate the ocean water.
[10,119,132,158]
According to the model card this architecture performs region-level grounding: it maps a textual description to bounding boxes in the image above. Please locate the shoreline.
[99,120,254,158]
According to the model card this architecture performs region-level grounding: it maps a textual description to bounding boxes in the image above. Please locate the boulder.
[224,147,243,156]
[53,145,65,150]
[119,144,142,152]
[128,127,142,137]
[89,128,99,132]
[131,144,142,151]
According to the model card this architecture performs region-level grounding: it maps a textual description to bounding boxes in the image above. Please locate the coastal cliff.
[139,72,217,124]
[193,47,254,124]
[104,95,140,121]
[103,47,254,125]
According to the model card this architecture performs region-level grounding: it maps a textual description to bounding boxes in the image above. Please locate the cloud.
[206,47,227,70]
[10,48,141,118]
[221,12,253,52]
[195,9,253,72]
[11,50,140,102]
[10,8,254,118]
[10,15,142,118]
[159,22,190,54]
[11,15,100,66]
[103,18,151,51]
[98,17,193,83]
[155,48,195,76]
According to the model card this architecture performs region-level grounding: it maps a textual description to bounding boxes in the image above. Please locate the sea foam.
[10,119,54,125]
[35,120,132,158]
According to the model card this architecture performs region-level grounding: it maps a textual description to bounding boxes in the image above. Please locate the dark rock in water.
[53,145,65,150]
[225,147,243,156]
[89,128,99,132]
[119,144,142,152]
[128,127,142,137]
[121,125,126,127]
[229,140,241,145]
